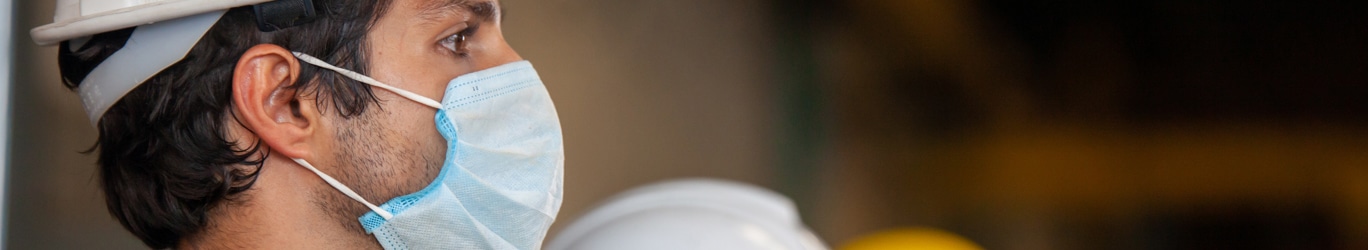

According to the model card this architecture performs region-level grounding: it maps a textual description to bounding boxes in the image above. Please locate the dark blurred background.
[773,0,1367,249]
[7,0,1367,249]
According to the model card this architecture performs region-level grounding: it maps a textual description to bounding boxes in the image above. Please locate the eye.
[439,32,467,55]
[440,25,479,56]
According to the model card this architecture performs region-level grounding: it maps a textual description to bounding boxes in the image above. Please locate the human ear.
[231,44,317,159]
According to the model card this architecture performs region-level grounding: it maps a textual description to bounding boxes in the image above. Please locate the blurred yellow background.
[7,0,1366,249]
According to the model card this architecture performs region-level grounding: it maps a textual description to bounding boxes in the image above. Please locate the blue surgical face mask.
[290,52,564,250]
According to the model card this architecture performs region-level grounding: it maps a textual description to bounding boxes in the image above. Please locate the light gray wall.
[6,0,780,248]
[1,0,12,245]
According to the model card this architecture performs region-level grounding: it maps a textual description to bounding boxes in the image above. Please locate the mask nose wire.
[291,52,442,109]
[293,158,395,219]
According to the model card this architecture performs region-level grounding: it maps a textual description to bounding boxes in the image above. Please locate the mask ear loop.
[293,158,395,219]
[288,52,441,220]
[291,52,442,109]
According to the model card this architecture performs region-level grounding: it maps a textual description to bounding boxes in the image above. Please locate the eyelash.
[440,25,479,56]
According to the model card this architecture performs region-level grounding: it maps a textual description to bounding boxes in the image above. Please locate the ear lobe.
[232,44,315,159]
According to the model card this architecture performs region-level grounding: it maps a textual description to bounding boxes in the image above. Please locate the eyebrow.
[417,0,501,23]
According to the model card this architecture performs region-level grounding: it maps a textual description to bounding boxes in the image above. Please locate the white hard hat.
[547,178,829,250]
[30,0,315,125]
[31,0,272,46]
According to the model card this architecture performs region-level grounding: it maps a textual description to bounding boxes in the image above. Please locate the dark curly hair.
[54,0,392,248]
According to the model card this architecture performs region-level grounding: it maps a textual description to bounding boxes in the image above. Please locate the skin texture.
[181,0,522,248]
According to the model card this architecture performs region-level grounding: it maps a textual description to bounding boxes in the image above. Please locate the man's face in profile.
[306,0,523,242]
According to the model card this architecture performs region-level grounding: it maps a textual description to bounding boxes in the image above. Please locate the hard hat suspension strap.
[253,0,317,32]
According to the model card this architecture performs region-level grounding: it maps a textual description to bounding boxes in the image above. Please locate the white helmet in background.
[31,0,312,125]
[548,178,829,250]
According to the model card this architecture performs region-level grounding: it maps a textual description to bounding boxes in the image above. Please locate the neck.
[177,156,381,249]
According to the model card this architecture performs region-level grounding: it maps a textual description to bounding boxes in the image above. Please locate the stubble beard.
[314,106,445,244]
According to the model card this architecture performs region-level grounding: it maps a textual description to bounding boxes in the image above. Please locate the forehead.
[394,0,500,17]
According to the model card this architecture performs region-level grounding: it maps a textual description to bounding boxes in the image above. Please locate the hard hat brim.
[31,0,270,46]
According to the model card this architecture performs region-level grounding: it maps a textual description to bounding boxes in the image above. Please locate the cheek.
[387,104,446,186]
[368,51,456,102]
